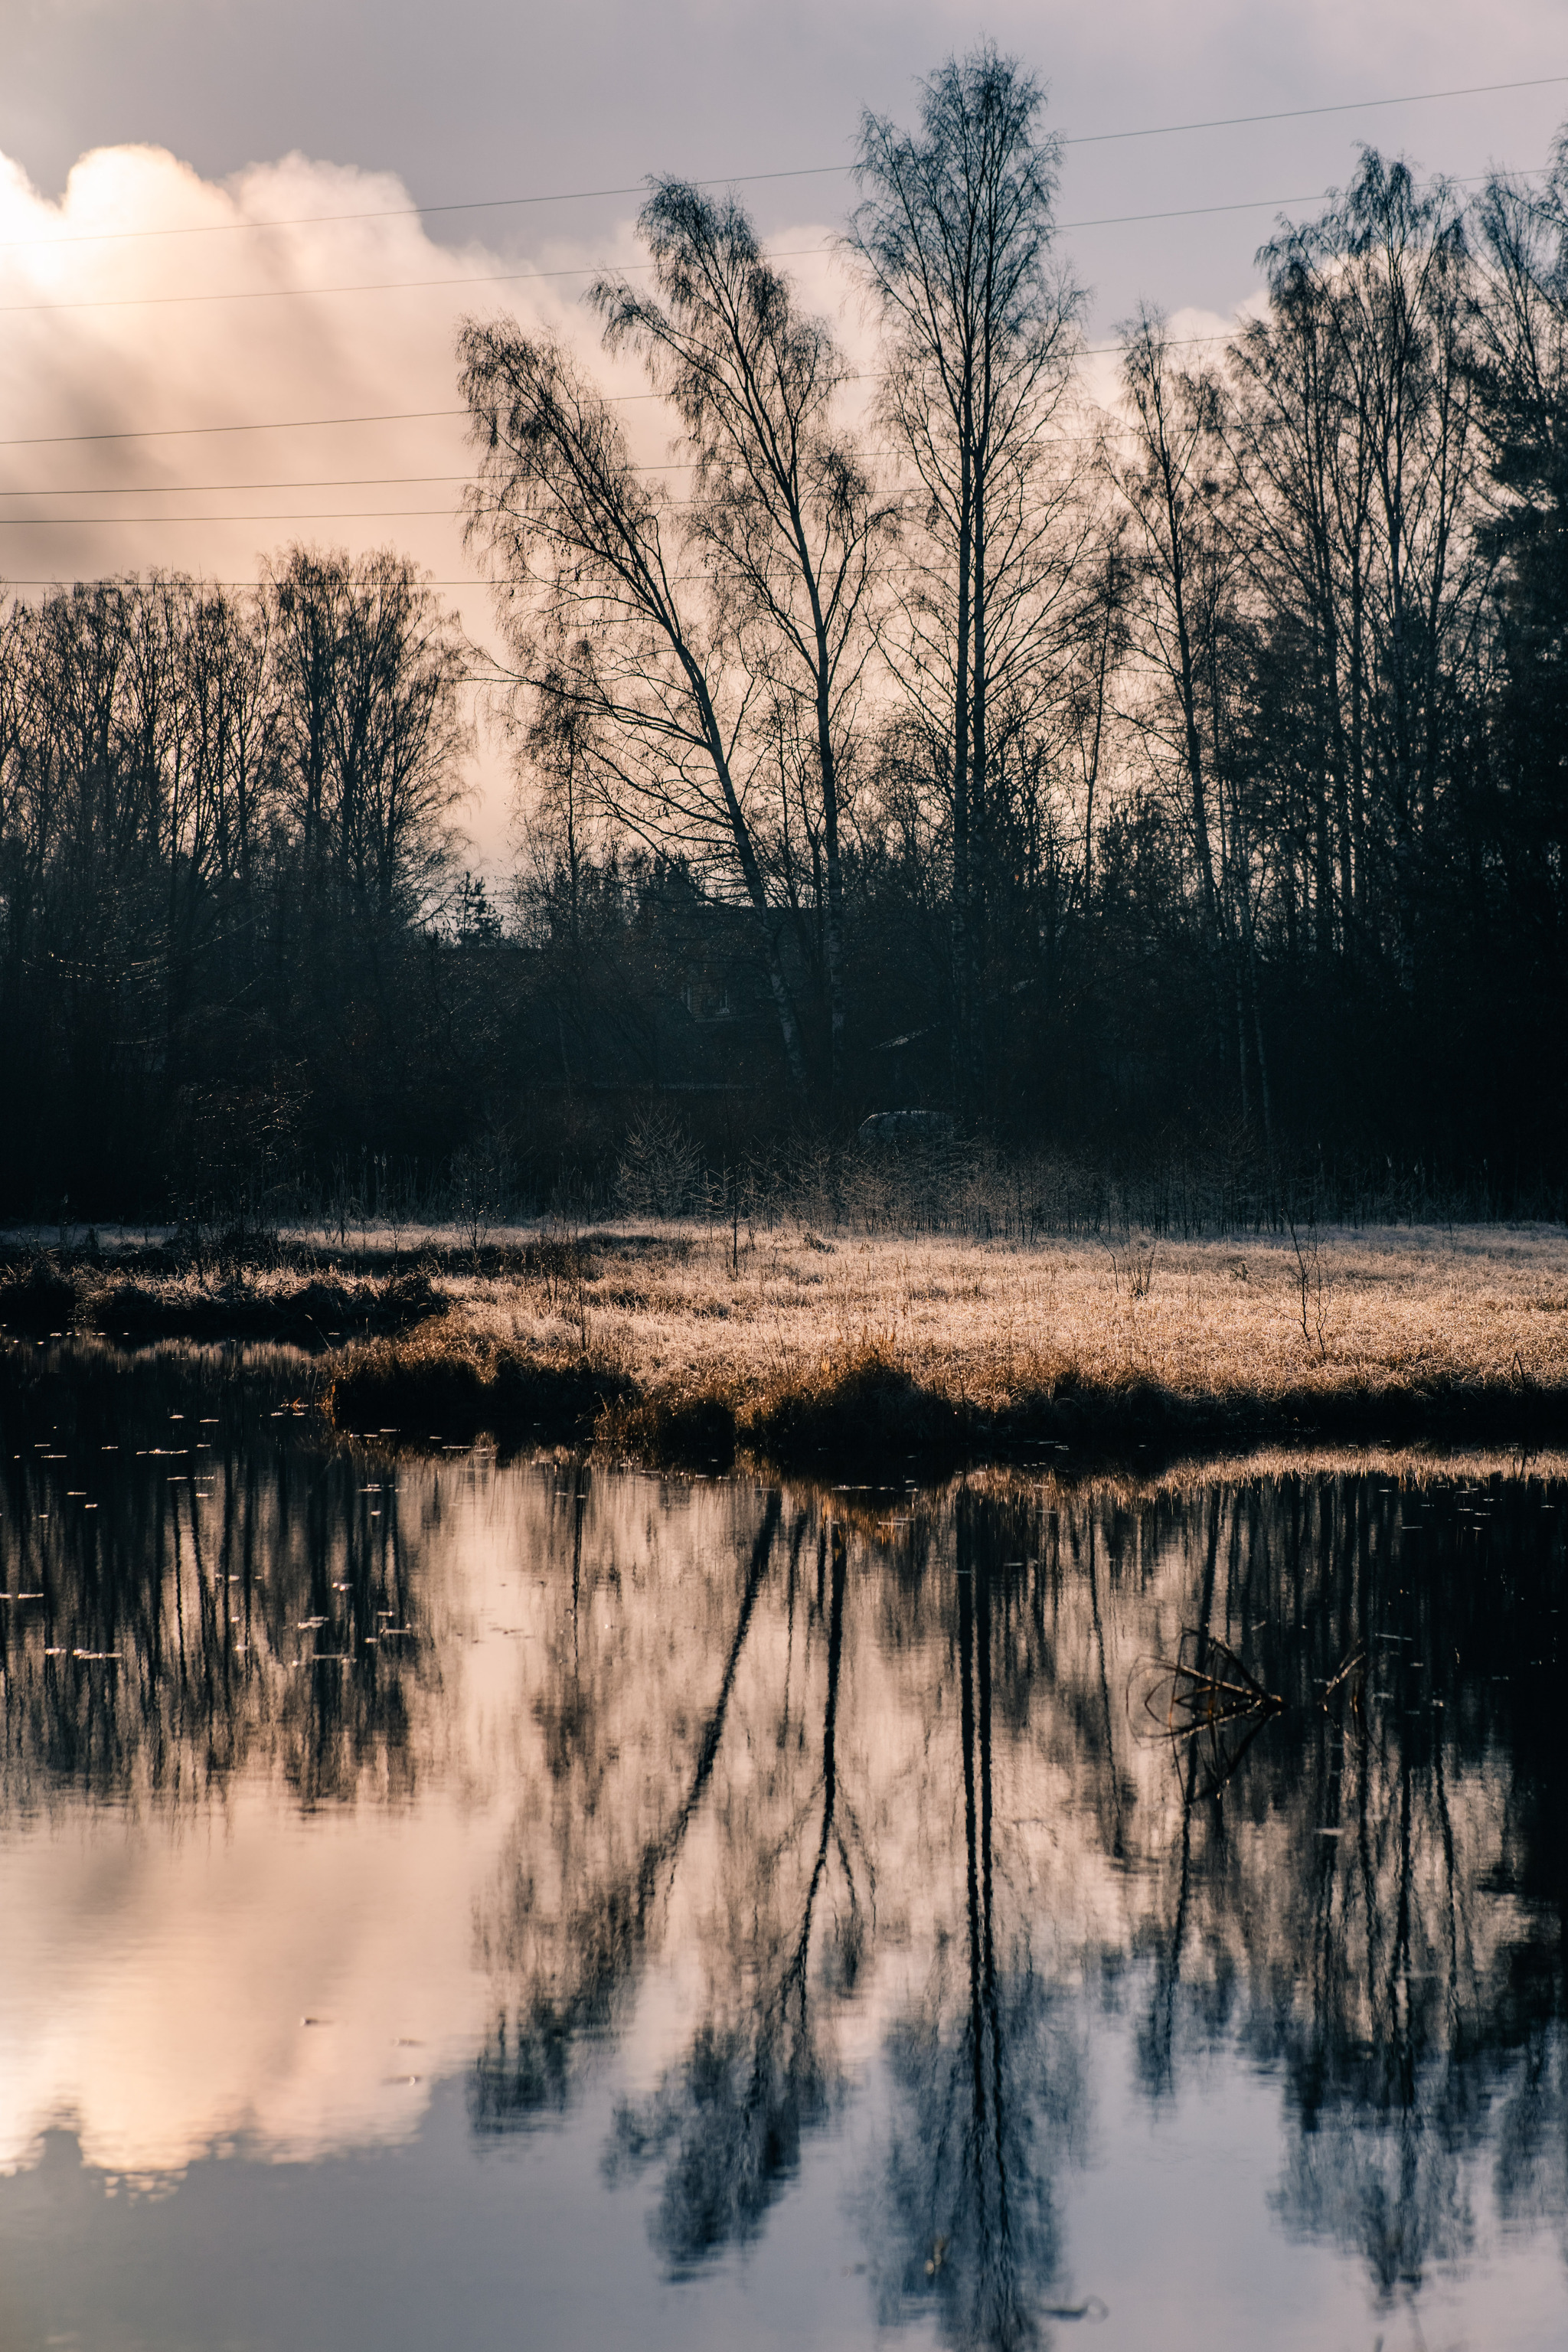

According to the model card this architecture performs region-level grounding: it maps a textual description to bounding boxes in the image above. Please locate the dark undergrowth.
[325,1324,633,1442]
[0,1250,442,1345]
[323,1324,1568,1478]
[0,1231,691,1344]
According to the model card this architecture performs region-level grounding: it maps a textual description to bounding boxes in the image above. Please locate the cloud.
[0,139,606,580]
[0,141,865,861]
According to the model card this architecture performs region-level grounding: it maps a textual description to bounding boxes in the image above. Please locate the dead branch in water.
[1137,1628,1285,1792]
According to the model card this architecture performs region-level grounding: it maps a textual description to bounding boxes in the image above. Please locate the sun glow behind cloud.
[0,142,874,860]
[0,126,1312,876]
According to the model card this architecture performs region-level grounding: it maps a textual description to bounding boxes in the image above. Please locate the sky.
[2,0,1565,861]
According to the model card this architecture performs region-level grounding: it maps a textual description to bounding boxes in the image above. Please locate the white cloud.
[0,142,877,864]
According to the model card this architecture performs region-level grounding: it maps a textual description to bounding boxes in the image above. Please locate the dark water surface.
[2,1347,1567,2351]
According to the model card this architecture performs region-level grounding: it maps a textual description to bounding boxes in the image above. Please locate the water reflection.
[2,1345,1566,2350]
[868,1511,1086,2352]
[1,1347,429,1815]
[599,1510,855,2274]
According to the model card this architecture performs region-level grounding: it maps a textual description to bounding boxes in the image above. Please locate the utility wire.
[0,578,483,588]
[0,342,1229,466]
[0,408,472,449]
[1,426,1153,500]
[0,556,1161,585]
[0,339,1237,455]
[0,508,464,524]
[0,165,1525,318]
[0,70,1560,249]
[1064,73,1568,146]
[0,243,818,317]
[0,472,475,495]
[0,421,1151,495]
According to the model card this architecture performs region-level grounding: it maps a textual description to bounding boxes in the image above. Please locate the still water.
[2,1346,1566,2352]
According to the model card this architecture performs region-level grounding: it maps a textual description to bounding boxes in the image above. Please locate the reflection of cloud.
[0,1788,507,2174]
[3,1438,1566,2352]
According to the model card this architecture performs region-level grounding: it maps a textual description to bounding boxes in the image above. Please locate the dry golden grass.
[0,1251,437,1342]
[325,1220,1568,1465]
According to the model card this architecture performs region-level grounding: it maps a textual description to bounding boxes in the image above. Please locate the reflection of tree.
[1494,2027,1568,2269]
[1101,1473,1568,2310]
[469,1462,1567,2323]
[600,1518,861,2269]
[872,1513,1085,2351]
[472,1491,805,2135]
[0,1346,430,1812]
[472,1486,877,2276]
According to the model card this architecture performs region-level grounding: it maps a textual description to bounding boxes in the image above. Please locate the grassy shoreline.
[320,1219,1568,1472]
[5,1221,1566,1475]
[325,1328,1568,1474]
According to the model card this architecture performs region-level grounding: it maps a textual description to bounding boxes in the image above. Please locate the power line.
[0,508,462,524]
[0,243,808,318]
[1065,180,1491,233]
[8,417,1161,495]
[0,71,1560,251]
[0,408,470,450]
[0,346,1223,464]
[0,462,715,502]
[0,472,474,496]
[0,165,1524,321]
[0,426,1151,501]
[0,168,852,251]
[1063,73,1568,146]
[0,396,699,452]
[0,577,483,588]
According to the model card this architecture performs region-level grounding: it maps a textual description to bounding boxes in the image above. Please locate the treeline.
[0,548,489,1210]
[5,47,1568,1216]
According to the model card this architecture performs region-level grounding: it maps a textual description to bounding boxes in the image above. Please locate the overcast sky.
[2,0,1566,857]
[8,1,1567,318]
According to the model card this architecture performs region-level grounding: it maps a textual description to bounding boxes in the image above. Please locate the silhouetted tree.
[593,181,894,1099]
[849,44,1083,1109]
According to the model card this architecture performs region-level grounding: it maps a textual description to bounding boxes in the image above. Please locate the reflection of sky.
[0,1792,502,2172]
[4,2017,1566,2352]
[2,1446,1566,2348]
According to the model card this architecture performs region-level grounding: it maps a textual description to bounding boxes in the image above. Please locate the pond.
[2,1345,1566,2351]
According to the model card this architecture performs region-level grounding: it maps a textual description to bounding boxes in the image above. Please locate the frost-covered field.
[5,1219,1566,1452]
[433,1220,1568,1413]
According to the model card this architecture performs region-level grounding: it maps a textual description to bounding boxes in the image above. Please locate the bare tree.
[182,582,278,899]
[1229,240,1374,962]
[1226,157,1484,993]
[1067,534,1132,916]
[1469,139,1568,947]
[848,42,1082,1108]
[457,320,810,1089]
[1472,134,1568,501]
[1115,313,1274,1145]
[592,183,893,1101]
[1334,159,1478,978]
[518,637,603,952]
[267,545,469,925]
[1116,322,1230,1014]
